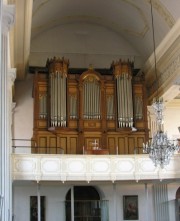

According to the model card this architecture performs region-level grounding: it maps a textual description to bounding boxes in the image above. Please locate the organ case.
[32,58,149,154]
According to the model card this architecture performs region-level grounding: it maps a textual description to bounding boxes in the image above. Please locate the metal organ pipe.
[83,76,101,120]
[43,94,47,119]
[112,61,134,128]
[123,74,127,127]
[63,76,67,126]
[83,81,88,119]
[117,76,120,127]
[85,81,88,119]
[96,82,100,119]
[109,95,114,119]
[84,82,87,119]
[125,74,129,127]
[83,83,85,118]
[47,57,69,128]
[50,73,54,126]
[39,94,47,119]
[129,76,133,127]
[94,81,96,119]
[127,75,131,126]
[70,95,77,119]
[89,81,92,119]
[59,74,62,126]
[135,96,143,120]
[107,95,114,120]
[39,95,43,118]
[72,95,77,119]
[90,81,92,119]
[94,81,97,118]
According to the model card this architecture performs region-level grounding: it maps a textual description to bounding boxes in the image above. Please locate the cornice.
[142,19,180,102]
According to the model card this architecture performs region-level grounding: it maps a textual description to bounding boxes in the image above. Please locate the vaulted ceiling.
[9,0,180,102]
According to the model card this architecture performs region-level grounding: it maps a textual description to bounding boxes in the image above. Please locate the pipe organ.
[69,94,77,119]
[112,61,133,128]
[47,57,69,127]
[39,93,47,119]
[83,75,101,119]
[134,95,143,120]
[32,58,148,155]
[106,95,114,120]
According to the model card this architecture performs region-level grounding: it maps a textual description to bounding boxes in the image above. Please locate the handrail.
[12,139,64,154]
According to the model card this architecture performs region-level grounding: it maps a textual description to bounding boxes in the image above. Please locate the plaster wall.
[13,75,34,153]
[13,182,156,221]
[164,106,180,140]
[30,23,142,69]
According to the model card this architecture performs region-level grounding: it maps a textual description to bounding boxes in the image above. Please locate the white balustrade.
[11,153,180,182]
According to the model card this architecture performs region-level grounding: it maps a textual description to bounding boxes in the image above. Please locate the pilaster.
[0,3,15,221]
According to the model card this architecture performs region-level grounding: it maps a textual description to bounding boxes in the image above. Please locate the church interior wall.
[13,74,34,153]
[163,106,180,140]
[13,182,157,221]
[13,182,180,221]
[29,23,142,69]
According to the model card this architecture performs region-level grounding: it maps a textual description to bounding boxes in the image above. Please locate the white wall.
[13,182,157,221]
[164,106,180,140]
[13,74,34,153]
[13,183,68,221]
[13,182,180,221]
[30,23,142,69]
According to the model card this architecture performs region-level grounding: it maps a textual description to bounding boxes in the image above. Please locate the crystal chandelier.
[143,1,179,168]
[143,99,179,168]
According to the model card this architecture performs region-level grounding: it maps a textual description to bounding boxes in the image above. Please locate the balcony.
[11,152,180,182]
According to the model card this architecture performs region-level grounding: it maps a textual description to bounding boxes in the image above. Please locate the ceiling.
[9,0,180,102]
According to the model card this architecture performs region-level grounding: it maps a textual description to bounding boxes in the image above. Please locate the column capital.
[2,4,15,34]
[8,68,16,85]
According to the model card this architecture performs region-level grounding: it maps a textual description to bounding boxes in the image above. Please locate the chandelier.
[143,98,179,168]
[143,1,179,168]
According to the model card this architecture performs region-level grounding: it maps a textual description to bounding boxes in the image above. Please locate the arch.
[66,186,100,201]
[65,186,105,221]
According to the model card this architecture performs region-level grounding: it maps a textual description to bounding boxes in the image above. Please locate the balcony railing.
[12,139,64,154]
[12,139,144,155]
[11,152,180,182]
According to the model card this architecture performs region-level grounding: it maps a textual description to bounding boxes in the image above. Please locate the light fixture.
[143,0,179,168]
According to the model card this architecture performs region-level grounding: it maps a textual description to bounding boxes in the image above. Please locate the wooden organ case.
[32,57,149,154]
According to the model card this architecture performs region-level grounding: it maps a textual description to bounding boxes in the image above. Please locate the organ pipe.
[107,95,114,120]
[39,94,47,119]
[135,95,143,120]
[70,94,77,119]
[46,57,69,127]
[112,60,134,128]
[83,76,101,120]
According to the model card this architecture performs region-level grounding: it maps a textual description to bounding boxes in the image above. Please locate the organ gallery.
[32,57,149,154]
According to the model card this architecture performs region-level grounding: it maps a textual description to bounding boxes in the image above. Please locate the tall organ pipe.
[47,57,69,128]
[112,61,134,128]
[83,76,101,120]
